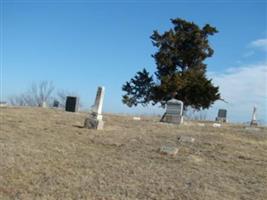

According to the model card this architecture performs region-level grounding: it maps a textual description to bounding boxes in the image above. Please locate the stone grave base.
[84,115,104,130]
[158,146,179,157]
[160,113,183,124]
[215,117,227,123]
[250,120,258,127]
[177,136,195,143]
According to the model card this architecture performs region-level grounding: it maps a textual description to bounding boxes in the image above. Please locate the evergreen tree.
[122,18,220,110]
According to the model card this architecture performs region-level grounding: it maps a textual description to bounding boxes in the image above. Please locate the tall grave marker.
[84,86,105,130]
[250,106,258,126]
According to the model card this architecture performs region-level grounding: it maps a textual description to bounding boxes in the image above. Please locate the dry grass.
[0,107,267,200]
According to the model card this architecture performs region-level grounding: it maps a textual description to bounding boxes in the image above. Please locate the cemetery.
[1,2,266,199]
[0,100,266,199]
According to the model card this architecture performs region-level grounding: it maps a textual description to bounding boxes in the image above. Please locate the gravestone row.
[60,89,259,129]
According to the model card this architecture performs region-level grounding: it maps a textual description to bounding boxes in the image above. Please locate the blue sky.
[1,0,267,123]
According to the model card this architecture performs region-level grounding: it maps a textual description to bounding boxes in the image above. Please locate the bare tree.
[8,81,84,109]
[8,94,27,106]
[8,81,55,107]
[30,81,55,106]
[185,107,208,121]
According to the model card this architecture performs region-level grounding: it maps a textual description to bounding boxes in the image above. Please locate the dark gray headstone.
[218,109,227,118]
[53,100,59,108]
[216,109,227,122]
[65,96,79,112]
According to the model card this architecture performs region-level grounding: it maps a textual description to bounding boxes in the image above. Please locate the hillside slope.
[0,107,267,200]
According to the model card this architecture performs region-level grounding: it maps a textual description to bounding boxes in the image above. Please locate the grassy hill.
[0,107,267,200]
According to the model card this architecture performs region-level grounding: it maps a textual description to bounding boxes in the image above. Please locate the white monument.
[0,101,7,107]
[160,99,184,124]
[84,86,105,130]
[250,106,258,126]
[38,101,47,108]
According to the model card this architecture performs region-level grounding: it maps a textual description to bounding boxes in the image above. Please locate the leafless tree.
[8,94,28,106]
[30,81,54,106]
[8,81,55,107]
[185,107,208,121]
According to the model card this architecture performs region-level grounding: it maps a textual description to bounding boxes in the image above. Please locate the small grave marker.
[212,123,221,128]
[197,123,205,127]
[133,117,141,121]
[53,100,59,108]
[177,136,195,143]
[158,146,179,156]
[38,101,47,108]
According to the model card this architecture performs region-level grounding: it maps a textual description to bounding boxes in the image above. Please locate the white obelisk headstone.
[250,106,258,126]
[84,86,105,130]
[92,87,105,120]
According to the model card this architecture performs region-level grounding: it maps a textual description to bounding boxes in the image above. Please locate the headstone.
[53,100,59,108]
[38,101,47,108]
[160,99,183,124]
[91,87,105,119]
[0,101,7,107]
[84,86,105,130]
[177,136,195,143]
[250,106,258,126]
[212,123,221,128]
[65,96,79,112]
[197,123,205,127]
[245,127,260,132]
[216,109,227,122]
[158,145,179,156]
[133,117,141,121]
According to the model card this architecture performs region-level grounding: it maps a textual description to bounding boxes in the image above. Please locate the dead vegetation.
[0,107,267,200]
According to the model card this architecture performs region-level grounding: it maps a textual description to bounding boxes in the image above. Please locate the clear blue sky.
[1,0,267,123]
